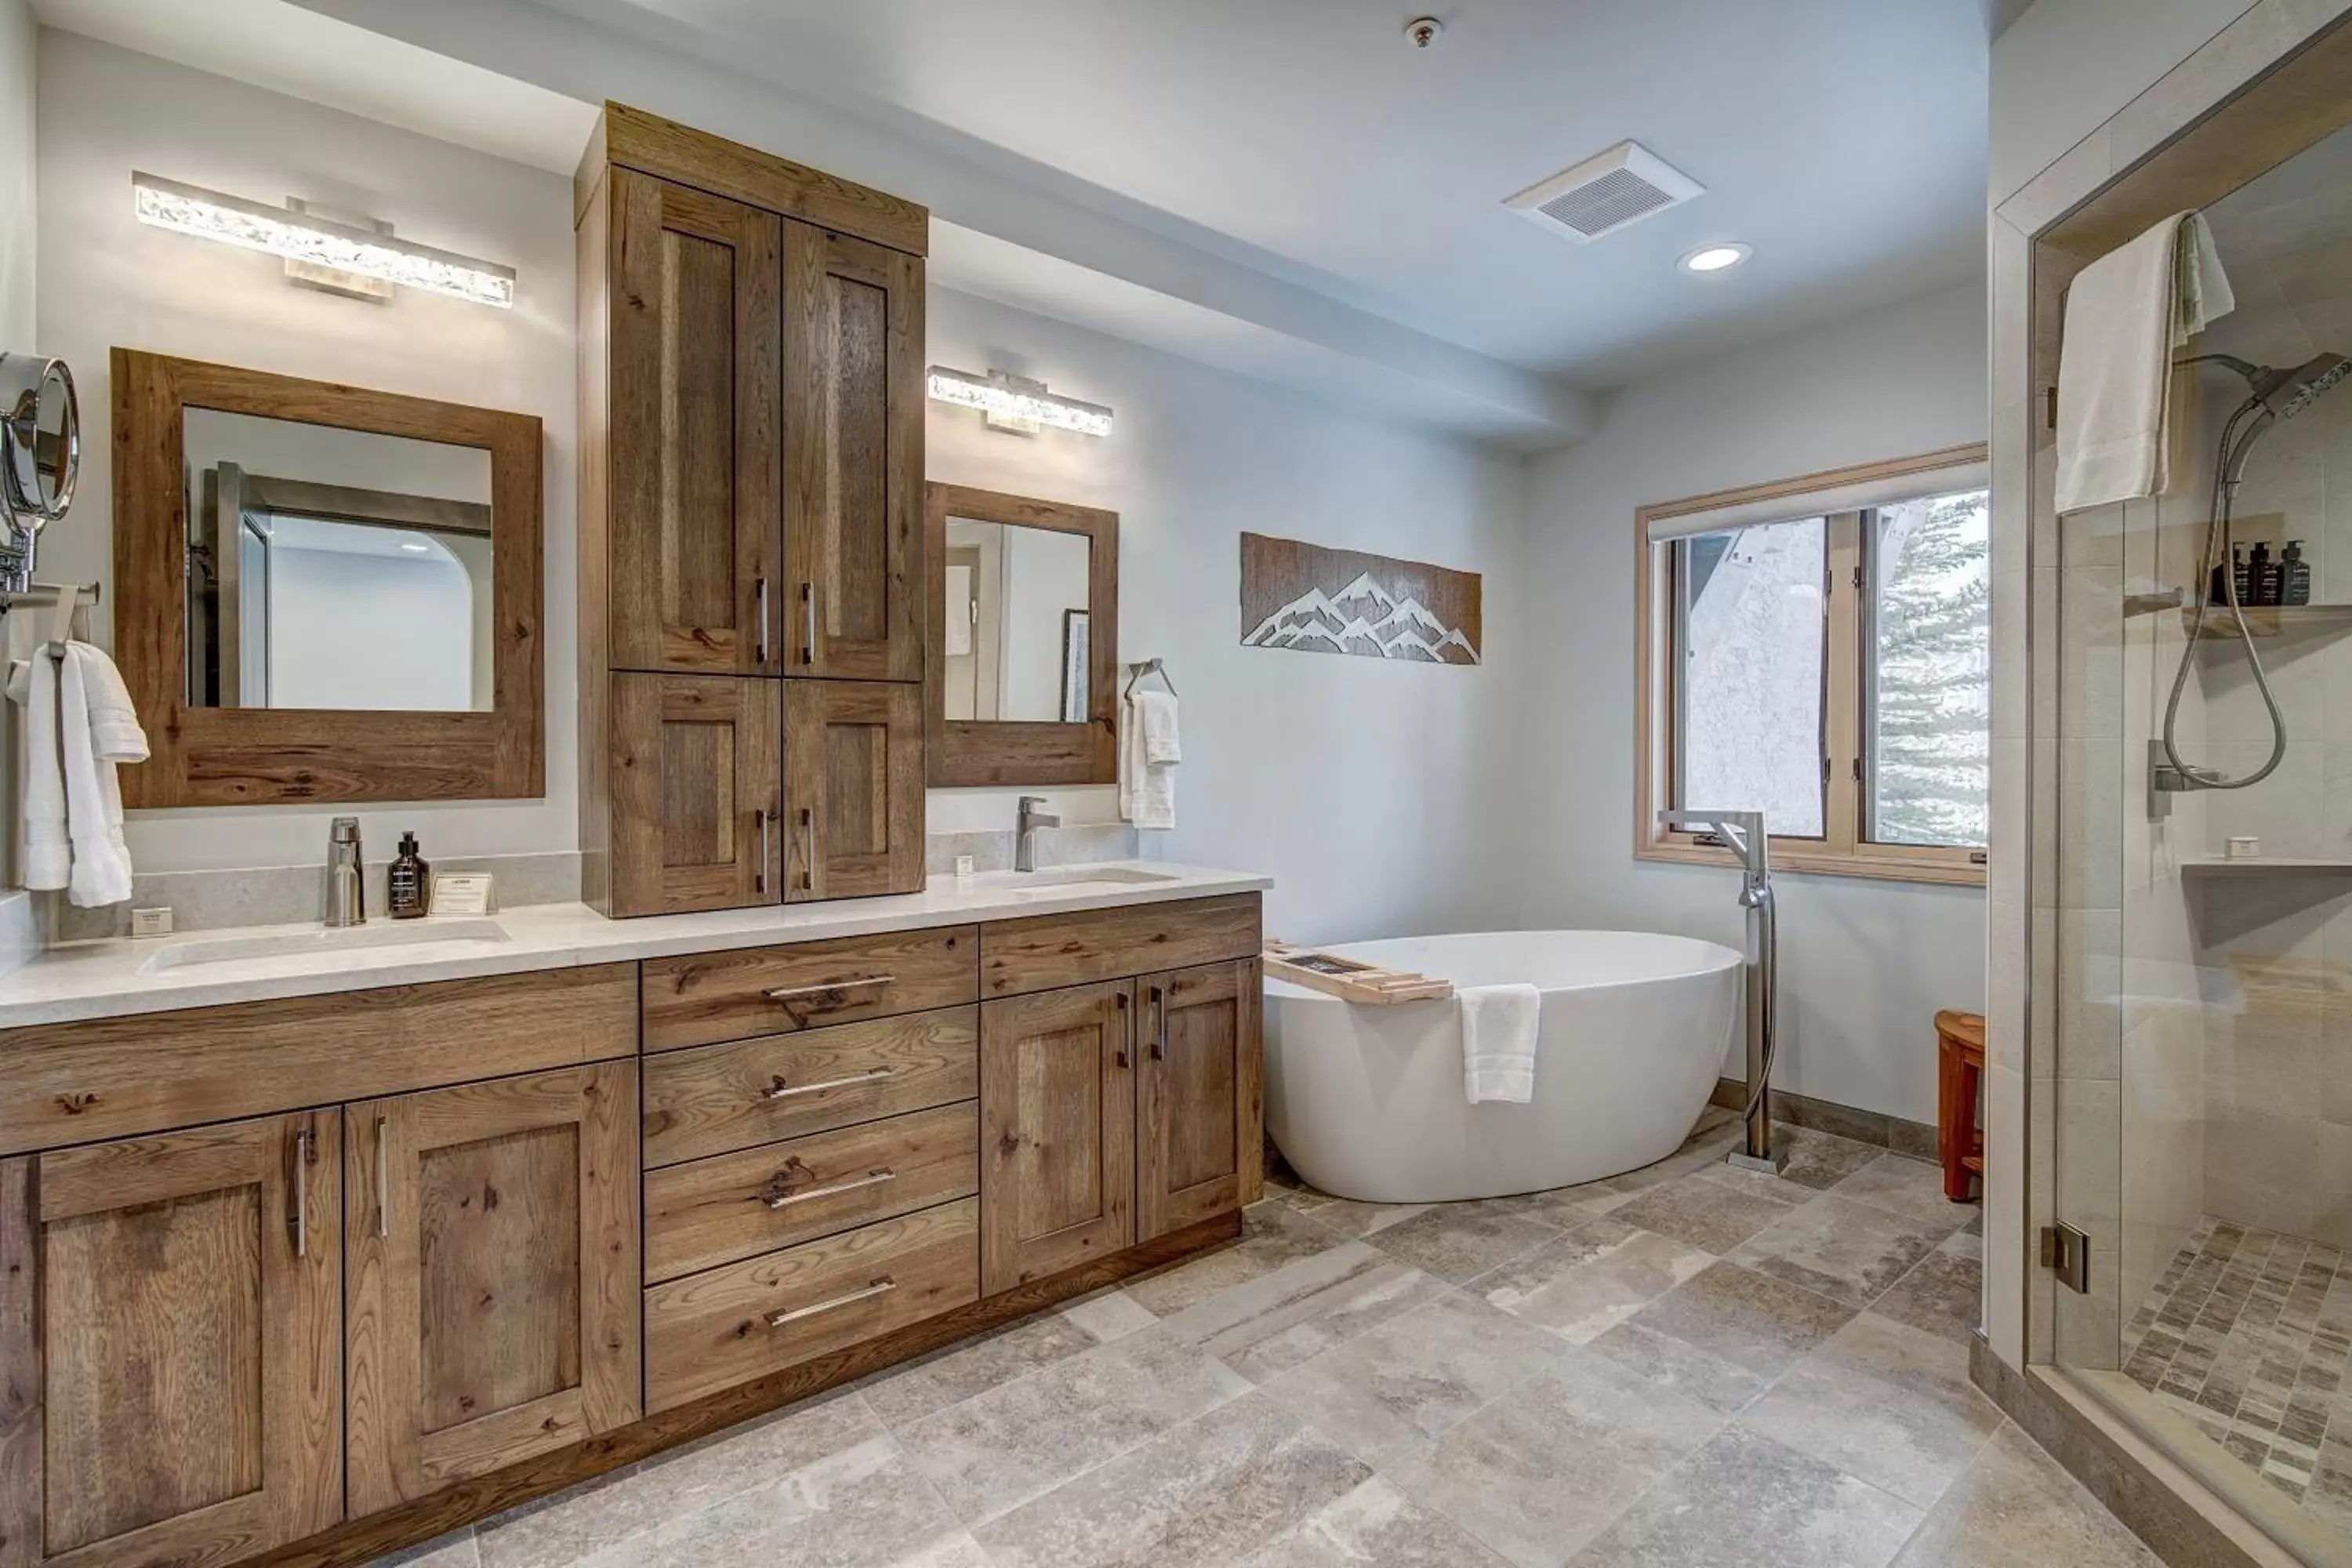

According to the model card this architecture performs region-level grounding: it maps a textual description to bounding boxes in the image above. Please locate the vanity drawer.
[980,894,1261,998]
[643,1005,978,1167]
[644,1101,978,1282]
[644,1196,980,1411]
[0,965,639,1156]
[641,925,978,1052]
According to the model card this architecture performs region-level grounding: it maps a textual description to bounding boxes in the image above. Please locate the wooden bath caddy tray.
[1262,940,1454,1004]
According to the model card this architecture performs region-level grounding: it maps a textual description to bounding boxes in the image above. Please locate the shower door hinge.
[2041,1221,2091,1294]
[2045,386,2060,431]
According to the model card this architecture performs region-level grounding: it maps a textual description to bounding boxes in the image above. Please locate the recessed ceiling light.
[1680,242,1751,274]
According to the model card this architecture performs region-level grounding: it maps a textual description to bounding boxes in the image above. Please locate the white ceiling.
[535,0,1991,386]
[38,0,1992,445]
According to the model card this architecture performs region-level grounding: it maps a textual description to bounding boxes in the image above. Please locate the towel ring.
[1123,657,1177,699]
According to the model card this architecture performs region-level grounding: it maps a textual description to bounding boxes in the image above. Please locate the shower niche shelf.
[2180,603,2352,639]
[2179,856,2352,877]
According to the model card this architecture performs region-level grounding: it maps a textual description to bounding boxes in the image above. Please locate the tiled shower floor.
[2122,1215,2352,1536]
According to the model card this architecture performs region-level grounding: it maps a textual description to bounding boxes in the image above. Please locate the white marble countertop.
[0,862,1272,1029]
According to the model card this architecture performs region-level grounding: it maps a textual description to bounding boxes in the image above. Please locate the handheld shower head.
[2180,351,2352,420]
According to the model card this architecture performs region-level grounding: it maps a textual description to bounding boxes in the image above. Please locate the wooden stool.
[1936,1009,1986,1203]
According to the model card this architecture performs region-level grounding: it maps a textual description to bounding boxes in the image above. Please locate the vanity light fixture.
[925,365,1112,438]
[1679,241,1751,274]
[131,172,516,309]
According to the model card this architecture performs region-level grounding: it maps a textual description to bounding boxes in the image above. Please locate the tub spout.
[1658,808,1778,1173]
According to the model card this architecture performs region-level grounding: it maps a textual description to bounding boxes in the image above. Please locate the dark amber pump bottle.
[388,832,430,920]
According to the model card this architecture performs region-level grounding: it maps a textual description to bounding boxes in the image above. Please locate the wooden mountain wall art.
[1240,533,1482,665]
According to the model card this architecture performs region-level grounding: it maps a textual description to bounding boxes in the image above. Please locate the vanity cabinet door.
[782,679,924,900]
[1135,960,1262,1243]
[608,169,782,676]
[978,982,1135,1294]
[783,223,923,683]
[343,1062,640,1516]
[608,672,782,916]
[0,1113,343,1568]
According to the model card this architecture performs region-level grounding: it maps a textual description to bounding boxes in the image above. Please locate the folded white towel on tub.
[1459,982,1541,1104]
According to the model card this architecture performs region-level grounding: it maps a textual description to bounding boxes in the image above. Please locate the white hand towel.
[60,643,134,908]
[2056,211,2236,514]
[1459,982,1541,1105]
[75,641,148,764]
[1119,690,1177,830]
[1134,688,1180,764]
[14,649,65,891]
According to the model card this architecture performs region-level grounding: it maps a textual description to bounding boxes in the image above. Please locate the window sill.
[1636,840,1987,888]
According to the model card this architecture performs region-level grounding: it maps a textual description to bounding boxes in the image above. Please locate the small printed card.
[430,872,495,917]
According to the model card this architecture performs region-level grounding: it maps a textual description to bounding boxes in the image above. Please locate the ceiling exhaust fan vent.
[1506,140,1704,242]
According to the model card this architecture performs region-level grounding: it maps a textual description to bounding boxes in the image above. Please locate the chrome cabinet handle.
[375,1116,390,1240]
[762,1065,894,1101]
[799,808,816,891]
[756,808,773,895]
[755,577,771,666]
[764,975,895,1004]
[765,1167,895,1210]
[800,582,817,666]
[1149,983,1168,1061]
[767,1276,895,1329]
[289,1123,314,1258]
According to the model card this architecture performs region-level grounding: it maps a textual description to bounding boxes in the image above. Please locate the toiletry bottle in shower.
[2234,543,2254,604]
[2212,545,2245,606]
[388,832,430,919]
[2249,541,2277,606]
[2283,540,2311,606]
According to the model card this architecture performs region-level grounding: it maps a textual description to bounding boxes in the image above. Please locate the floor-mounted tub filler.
[1263,928,1740,1203]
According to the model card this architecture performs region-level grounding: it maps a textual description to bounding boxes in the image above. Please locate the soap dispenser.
[388,832,431,920]
[2212,544,2247,606]
[2249,541,2278,606]
[2282,539,2312,606]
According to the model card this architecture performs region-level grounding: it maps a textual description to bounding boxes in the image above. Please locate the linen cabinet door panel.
[784,680,924,900]
[784,223,922,683]
[609,672,781,916]
[978,982,1134,1294]
[0,1113,341,1568]
[608,169,782,675]
[1137,960,1261,1243]
[344,1062,640,1516]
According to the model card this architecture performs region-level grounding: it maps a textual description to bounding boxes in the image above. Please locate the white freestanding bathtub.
[1264,930,1742,1203]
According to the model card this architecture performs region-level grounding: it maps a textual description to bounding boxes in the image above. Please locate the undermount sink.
[981,866,1180,890]
[138,917,513,975]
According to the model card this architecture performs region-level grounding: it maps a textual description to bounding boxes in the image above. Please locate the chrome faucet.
[1659,809,1777,1174]
[325,816,366,928]
[1015,796,1058,873]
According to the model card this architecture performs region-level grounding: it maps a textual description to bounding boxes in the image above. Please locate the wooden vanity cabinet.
[579,105,928,916]
[0,1112,343,1568]
[604,673,782,917]
[343,1062,641,1516]
[978,981,1138,1294]
[601,169,782,677]
[782,680,924,901]
[1136,960,1264,1242]
[784,225,924,684]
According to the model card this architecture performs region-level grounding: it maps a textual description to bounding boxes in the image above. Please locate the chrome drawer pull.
[767,1276,895,1329]
[764,974,896,1004]
[766,1167,896,1210]
[755,576,771,666]
[762,1065,894,1101]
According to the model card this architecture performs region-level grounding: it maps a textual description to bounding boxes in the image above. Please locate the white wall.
[0,0,29,350]
[1989,0,2252,202]
[925,286,1528,943]
[1515,281,1991,1124]
[264,546,474,711]
[35,31,576,872]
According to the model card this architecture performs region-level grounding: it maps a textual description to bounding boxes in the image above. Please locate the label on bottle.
[389,862,426,917]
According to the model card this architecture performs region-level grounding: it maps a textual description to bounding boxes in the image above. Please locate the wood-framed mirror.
[925,482,1117,786]
[113,349,543,806]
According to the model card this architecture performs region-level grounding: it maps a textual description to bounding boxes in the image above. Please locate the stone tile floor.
[376,1111,2157,1568]
[2122,1213,2352,1540]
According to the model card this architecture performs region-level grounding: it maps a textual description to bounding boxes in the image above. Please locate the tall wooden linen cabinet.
[576,106,929,916]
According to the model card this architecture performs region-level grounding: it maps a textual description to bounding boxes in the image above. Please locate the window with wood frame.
[1635,445,1990,886]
